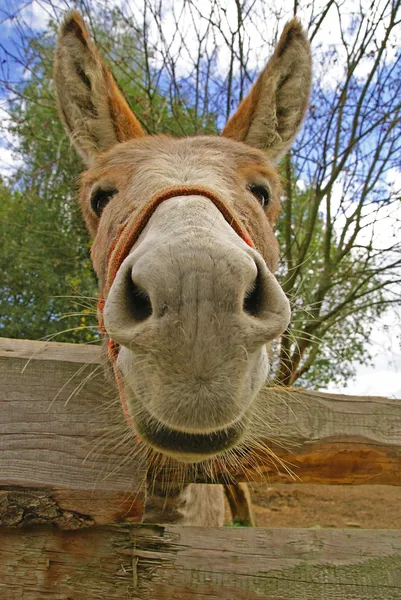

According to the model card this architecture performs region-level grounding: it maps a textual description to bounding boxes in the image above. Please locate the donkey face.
[54,12,311,462]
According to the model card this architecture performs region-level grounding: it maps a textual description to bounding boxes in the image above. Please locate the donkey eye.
[90,187,118,217]
[248,184,270,208]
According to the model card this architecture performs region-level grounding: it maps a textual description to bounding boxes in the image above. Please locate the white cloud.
[0,100,22,177]
[18,0,58,31]
[328,173,401,252]
[327,310,401,398]
[0,145,18,175]
[138,0,396,114]
[318,168,400,398]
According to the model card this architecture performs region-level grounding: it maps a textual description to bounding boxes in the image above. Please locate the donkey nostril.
[127,278,153,322]
[243,266,264,317]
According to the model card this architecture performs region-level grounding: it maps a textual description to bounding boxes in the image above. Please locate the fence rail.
[1,523,400,599]
[1,338,400,499]
[1,337,401,599]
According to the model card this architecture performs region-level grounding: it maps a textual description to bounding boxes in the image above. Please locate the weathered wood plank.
[0,524,400,599]
[238,385,401,485]
[132,525,401,600]
[1,337,401,491]
[0,526,133,600]
[0,338,146,526]
[0,336,100,364]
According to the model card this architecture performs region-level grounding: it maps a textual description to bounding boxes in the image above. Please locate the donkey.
[54,11,311,526]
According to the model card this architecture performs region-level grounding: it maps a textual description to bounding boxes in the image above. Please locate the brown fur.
[54,11,312,527]
[222,19,312,161]
[54,11,144,163]
[77,136,283,285]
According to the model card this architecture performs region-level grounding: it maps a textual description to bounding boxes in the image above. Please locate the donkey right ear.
[54,11,145,164]
[222,19,311,162]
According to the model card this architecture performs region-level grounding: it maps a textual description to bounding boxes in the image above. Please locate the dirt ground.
[249,483,401,529]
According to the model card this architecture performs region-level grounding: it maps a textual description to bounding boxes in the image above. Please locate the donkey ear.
[222,19,312,162]
[54,11,145,164]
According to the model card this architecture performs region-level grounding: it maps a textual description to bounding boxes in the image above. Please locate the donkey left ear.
[54,11,145,164]
[222,19,312,162]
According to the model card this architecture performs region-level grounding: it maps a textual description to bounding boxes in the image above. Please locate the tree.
[274,171,394,388]
[0,174,96,342]
[275,0,401,387]
[0,5,218,343]
[0,22,98,343]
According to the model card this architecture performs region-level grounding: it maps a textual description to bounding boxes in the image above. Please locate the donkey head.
[54,12,311,463]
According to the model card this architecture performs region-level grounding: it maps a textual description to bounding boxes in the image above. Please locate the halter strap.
[96,185,254,435]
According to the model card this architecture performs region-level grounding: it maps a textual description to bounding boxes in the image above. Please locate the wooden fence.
[1,337,401,599]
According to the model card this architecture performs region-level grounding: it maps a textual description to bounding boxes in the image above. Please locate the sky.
[0,0,400,398]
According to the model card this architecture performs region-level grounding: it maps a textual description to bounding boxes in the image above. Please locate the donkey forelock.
[54,11,311,464]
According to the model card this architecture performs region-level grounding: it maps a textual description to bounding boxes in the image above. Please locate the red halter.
[97,185,254,434]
